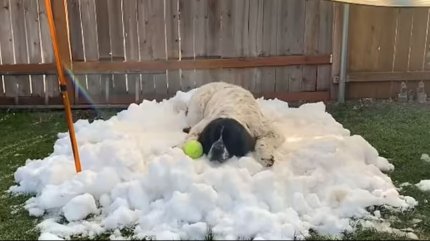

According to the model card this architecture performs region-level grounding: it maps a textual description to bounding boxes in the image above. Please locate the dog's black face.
[197,118,256,163]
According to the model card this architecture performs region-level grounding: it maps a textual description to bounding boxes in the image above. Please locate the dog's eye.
[185,108,188,115]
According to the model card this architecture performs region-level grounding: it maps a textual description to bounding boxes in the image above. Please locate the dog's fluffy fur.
[183,82,285,167]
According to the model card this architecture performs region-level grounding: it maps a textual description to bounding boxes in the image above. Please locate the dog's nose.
[211,144,224,155]
[208,141,229,162]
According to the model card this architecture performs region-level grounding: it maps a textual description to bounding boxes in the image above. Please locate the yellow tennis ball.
[182,140,203,159]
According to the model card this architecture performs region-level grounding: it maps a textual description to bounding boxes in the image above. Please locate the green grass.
[0,110,67,240]
[0,101,429,240]
[0,109,116,240]
[326,100,430,240]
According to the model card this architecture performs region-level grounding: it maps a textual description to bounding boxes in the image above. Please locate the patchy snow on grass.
[421,153,430,163]
[416,180,430,192]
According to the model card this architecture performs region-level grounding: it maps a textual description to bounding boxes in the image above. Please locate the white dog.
[183,82,285,167]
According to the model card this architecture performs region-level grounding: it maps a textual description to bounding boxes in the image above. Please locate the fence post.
[51,0,74,104]
[331,2,342,100]
[338,3,350,103]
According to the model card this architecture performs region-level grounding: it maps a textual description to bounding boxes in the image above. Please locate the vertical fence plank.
[107,0,124,61]
[10,0,31,102]
[137,0,154,97]
[141,0,166,60]
[409,9,429,71]
[80,0,98,61]
[349,5,381,72]
[0,0,14,102]
[179,0,193,60]
[152,0,167,61]
[123,0,139,62]
[123,0,140,103]
[179,0,195,91]
[165,0,179,59]
[38,0,58,104]
[206,0,221,57]
[38,0,54,63]
[219,0,233,57]
[276,0,305,93]
[0,0,14,64]
[95,0,111,103]
[393,8,413,71]
[194,0,207,58]
[317,0,333,91]
[80,0,102,104]
[24,0,43,100]
[138,0,150,60]
[24,0,41,64]
[11,0,28,64]
[107,0,126,103]
[248,0,263,57]
[193,0,210,88]
[302,0,319,92]
[96,0,111,61]
[233,0,250,88]
[166,0,181,95]
[137,0,167,98]
[151,0,167,96]
[330,2,342,99]
[246,0,263,95]
[68,0,84,61]
[377,8,397,72]
[425,10,430,71]
[204,0,223,84]
[260,0,278,93]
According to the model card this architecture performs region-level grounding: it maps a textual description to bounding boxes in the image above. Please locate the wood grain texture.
[302,0,319,92]
[393,8,413,71]
[409,8,429,71]
[24,0,43,97]
[68,0,84,61]
[95,0,111,60]
[0,0,14,64]
[260,0,279,93]
[123,0,139,100]
[317,0,333,91]
[10,0,30,99]
[276,0,305,92]
[38,0,54,63]
[107,0,124,61]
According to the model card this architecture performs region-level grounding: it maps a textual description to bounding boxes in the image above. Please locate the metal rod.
[44,0,82,173]
[338,3,350,103]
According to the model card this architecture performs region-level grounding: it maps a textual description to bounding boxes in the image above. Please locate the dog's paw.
[260,156,275,167]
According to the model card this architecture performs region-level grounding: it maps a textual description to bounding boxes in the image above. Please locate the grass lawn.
[0,101,429,240]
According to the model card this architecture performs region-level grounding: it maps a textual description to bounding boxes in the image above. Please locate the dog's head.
[197,118,256,163]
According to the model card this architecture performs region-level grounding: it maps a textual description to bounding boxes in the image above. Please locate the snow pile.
[421,153,430,163]
[10,90,416,240]
[416,180,430,192]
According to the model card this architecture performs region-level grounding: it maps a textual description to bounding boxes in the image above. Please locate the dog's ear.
[182,127,191,133]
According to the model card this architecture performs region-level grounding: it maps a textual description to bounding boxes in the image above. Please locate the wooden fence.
[0,0,429,107]
[0,0,333,106]
[346,5,430,99]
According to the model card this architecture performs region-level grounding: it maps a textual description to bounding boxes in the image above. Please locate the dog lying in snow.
[182,82,285,167]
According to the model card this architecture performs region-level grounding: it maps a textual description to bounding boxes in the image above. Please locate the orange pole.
[44,0,82,173]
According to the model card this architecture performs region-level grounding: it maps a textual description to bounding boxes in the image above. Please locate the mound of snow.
[416,180,430,192]
[421,153,430,163]
[10,91,416,240]
[63,193,98,222]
